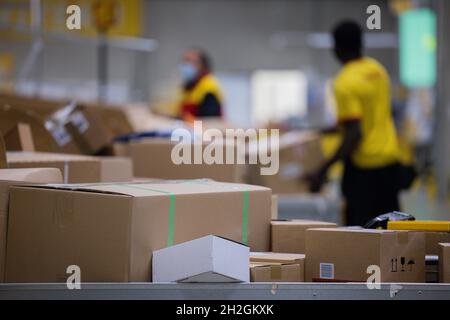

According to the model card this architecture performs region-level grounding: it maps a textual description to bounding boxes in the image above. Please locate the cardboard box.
[7,151,101,183]
[0,168,63,282]
[6,180,271,282]
[424,232,450,255]
[130,138,247,183]
[7,152,133,183]
[99,156,133,182]
[49,104,114,155]
[0,104,81,154]
[305,228,426,283]
[247,131,324,194]
[439,243,450,283]
[0,93,65,117]
[153,235,249,282]
[271,220,337,253]
[4,123,35,152]
[249,253,305,282]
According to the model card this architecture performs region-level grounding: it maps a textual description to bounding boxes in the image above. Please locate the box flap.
[250,252,305,264]
[307,227,396,235]
[13,179,270,198]
[0,168,63,183]
[271,219,337,226]
[6,151,99,163]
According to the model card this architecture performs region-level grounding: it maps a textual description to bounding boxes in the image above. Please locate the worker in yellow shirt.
[306,21,402,226]
[178,48,224,120]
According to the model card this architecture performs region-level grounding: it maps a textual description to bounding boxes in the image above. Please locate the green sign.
[399,8,437,88]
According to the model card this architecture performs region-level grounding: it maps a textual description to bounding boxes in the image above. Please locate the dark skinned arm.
[305,119,362,192]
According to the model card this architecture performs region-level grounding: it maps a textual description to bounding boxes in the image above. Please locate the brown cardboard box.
[6,180,271,282]
[0,104,81,154]
[424,232,450,255]
[130,138,247,183]
[83,104,133,138]
[247,131,324,194]
[7,152,133,183]
[305,228,426,283]
[7,152,101,183]
[439,243,450,283]
[53,104,114,155]
[250,253,305,282]
[0,168,63,282]
[271,220,337,253]
[0,93,66,117]
[113,142,131,157]
[99,156,133,182]
[4,123,35,152]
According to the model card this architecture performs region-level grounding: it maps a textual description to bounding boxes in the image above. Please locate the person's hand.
[302,169,327,193]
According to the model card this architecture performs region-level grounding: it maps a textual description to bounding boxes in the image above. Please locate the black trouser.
[342,160,401,226]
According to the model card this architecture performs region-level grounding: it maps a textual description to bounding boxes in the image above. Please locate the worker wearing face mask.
[179,48,223,119]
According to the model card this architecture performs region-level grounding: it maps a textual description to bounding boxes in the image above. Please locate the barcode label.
[70,111,89,134]
[50,126,71,146]
[320,263,334,279]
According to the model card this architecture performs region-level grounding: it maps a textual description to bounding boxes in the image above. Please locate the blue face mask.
[179,63,198,82]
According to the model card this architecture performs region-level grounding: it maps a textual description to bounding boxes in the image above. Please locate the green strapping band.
[122,184,176,247]
[242,191,249,245]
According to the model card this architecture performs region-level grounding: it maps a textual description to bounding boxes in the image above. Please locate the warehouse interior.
[0,0,450,301]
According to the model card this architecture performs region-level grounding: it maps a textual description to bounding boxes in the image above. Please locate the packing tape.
[270,265,282,280]
[63,161,69,184]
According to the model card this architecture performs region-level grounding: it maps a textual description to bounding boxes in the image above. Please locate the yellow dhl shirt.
[334,57,400,169]
[180,74,223,117]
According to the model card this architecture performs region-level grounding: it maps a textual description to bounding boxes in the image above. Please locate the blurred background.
[0,0,449,222]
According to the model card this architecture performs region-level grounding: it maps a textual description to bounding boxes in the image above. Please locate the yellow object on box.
[388,221,450,232]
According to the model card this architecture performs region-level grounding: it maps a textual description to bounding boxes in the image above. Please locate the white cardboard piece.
[152,235,249,283]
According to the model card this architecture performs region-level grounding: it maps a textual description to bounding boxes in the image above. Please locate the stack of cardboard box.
[247,131,324,194]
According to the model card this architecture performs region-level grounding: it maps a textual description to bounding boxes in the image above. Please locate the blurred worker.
[178,48,223,119]
[306,21,401,226]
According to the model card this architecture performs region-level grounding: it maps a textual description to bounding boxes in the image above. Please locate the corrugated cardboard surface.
[249,253,305,282]
[250,263,304,282]
[439,243,450,283]
[424,232,450,255]
[305,228,425,283]
[247,131,324,194]
[250,252,305,264]
[99,156,133,182]
[7,152,133,183]
[130,139,247,183]
[4,123,35,152]
[7,152,101,183]
[0,168,63,282]
[6,180,271,282]
[271,220,337,253]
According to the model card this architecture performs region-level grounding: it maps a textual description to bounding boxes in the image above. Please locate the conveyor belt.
[1,283,450,300]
